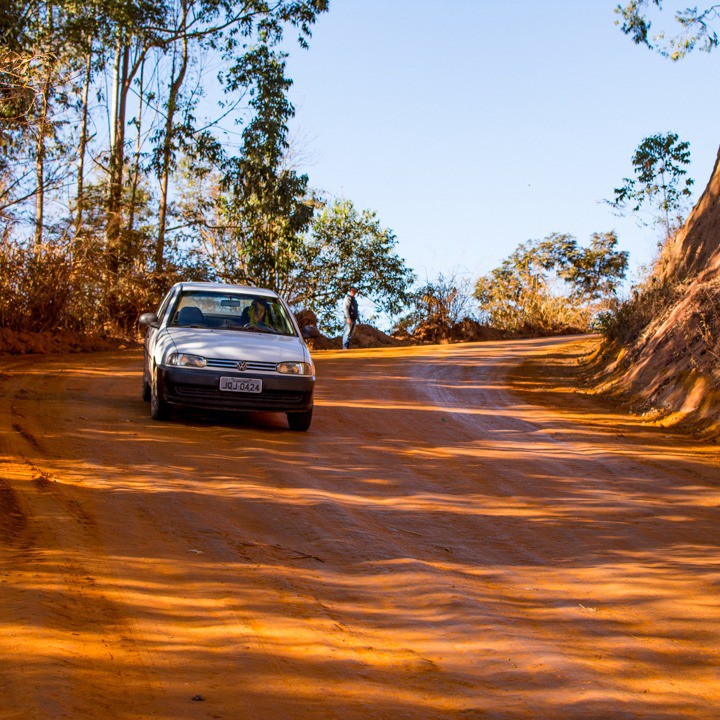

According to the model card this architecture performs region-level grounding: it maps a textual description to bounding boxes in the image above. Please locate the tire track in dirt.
[0,476,27,546]
[1,344,719,719]
[0,358,169,719]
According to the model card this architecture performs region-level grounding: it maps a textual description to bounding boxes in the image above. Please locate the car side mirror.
[301,324,320,339]
[139,312,159,328]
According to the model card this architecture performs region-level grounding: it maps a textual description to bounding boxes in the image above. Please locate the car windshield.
[170,290,296,336]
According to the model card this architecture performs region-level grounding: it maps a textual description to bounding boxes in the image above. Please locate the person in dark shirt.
[342,287,359,349]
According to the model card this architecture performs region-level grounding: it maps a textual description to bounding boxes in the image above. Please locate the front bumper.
[159,366,315,413]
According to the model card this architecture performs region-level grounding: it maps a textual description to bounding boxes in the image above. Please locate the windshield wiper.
[221,323,280,335]
[244,325,280,334]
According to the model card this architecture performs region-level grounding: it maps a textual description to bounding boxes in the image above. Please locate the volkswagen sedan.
[139,282,315,430]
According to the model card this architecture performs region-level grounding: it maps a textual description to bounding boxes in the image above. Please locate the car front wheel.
[150,369,169,421]
[142,355,152,401]
[287,408,312,432]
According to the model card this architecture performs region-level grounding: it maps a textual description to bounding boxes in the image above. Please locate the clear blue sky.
[284,1,720,288]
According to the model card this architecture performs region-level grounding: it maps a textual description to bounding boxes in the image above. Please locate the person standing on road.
[342,286,359,350]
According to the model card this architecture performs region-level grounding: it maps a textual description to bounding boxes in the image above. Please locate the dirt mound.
[0,329,135,356]
[402,318,506,345]
[303,323,405,351]
[294,308,320,331]
[590,146,720,436]
[352,323,405,348]
[656,147,720,281]
[300,313,510,351]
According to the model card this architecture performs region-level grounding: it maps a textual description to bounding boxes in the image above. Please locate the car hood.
[166,327,308,363]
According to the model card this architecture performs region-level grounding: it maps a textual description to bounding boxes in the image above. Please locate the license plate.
[219,376,262,393]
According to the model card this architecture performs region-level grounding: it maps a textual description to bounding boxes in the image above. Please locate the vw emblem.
[236,361,248,371]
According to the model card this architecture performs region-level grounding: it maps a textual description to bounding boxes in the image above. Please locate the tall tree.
[608,132,694,240]
[104,0,166,278]
[557,231,630,301]
[4,0,87,246]
[218,41,314,289]
[0,47,42,217]
[153,0,190,274]
[75,41,93,235]
[34,29,55,246]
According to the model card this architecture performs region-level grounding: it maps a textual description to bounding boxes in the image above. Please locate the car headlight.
[168,352,207,368]
[276,361,313,375]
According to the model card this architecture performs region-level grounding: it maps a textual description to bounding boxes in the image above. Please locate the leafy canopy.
[219,42,314,290]
[287,198,415,332]
[608,132,694,239]
[615,1,720,60]
[474,232,628,333]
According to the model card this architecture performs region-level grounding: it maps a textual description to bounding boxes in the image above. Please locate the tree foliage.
[474,232,629,333]
[218,42,315,290]
[286,198,415,331]
[176,183,414,332]
[615,1,720,59]
[0,0,331,333]
[561,231,631,300]
[608,132,694,240]
[395,273,477,338]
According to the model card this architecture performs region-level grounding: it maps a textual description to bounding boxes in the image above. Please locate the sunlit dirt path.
[1,337,719,719]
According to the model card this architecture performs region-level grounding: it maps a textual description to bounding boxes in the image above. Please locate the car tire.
[287,407,312,432]
[142,377,151,402]
[150,369,169,421]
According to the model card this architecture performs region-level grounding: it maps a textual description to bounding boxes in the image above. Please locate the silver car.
[139,282,315,431]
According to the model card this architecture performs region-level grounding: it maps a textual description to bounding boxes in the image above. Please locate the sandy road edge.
[506,335,720,453]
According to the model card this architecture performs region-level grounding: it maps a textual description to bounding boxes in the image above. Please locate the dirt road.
[1,337,719,719]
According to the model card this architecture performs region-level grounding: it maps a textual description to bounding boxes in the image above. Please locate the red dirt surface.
[1,337,719,719]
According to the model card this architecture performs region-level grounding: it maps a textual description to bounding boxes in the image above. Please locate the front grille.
[171,385,307,408]
[206,358,277,372]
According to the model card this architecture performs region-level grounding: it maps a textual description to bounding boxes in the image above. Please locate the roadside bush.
[476,275,591,334]
[474,232,627,335]
[595,276,683,344]
[0,240,74,332]
[109,262,193,334]
[0,234,192,337]
[396,273,481,341]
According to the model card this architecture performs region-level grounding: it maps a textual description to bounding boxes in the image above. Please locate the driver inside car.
[246,300,271,328]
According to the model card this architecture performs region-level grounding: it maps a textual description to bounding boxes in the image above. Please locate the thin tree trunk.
[76,44,92,236]
[108,33,121,159]
[106,34,129,276]
[127,58,145,233]
[661,169,671,240]
[155,19,188,274]
[34,56,54,248]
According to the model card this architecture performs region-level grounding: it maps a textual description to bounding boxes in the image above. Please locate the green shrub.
[595,277,682,344]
